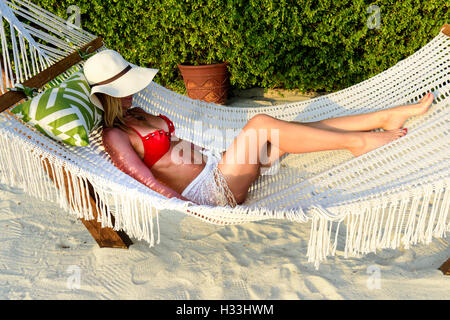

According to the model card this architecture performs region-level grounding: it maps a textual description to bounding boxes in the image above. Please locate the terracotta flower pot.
[178,62,230,105]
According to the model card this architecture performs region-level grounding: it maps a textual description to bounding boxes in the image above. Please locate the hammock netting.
[0,0,448,268]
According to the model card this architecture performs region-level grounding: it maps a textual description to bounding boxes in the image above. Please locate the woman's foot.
[380,92,434,130]
[348,129,406,157]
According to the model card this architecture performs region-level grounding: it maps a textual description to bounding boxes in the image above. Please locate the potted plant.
[177,46,230,105]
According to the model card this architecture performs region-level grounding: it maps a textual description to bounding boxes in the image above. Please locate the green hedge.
[34,0,447,93]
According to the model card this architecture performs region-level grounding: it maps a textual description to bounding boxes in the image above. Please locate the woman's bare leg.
[219,115,405,203]
[302,92,433,132]
[219,92,434,204]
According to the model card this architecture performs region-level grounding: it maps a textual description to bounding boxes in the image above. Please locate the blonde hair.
[96,93,128,131]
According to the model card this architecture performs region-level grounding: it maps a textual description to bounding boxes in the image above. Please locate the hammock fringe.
[307,184,449,269]
[0,127,163,245]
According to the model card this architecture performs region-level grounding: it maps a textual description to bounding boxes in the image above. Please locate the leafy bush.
[33,0,448,93]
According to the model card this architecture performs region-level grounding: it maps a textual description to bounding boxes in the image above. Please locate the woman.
[84,50,434,207]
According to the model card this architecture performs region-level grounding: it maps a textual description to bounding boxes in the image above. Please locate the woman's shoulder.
[128,106,147,114]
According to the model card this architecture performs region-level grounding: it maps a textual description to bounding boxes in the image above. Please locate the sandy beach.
[0,90,448,300]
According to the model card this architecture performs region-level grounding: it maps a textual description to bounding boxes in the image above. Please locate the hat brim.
[89,64,158,110]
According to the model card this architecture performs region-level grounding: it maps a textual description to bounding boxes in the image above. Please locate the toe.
[394,129,405,137]
[423,92,433,104]
[418,92,432,104]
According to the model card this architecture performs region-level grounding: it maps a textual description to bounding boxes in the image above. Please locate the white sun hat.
[83,49,158,110]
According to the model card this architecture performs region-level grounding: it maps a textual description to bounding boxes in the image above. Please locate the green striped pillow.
[11,71,103,146]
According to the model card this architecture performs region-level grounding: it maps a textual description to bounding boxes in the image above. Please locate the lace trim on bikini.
[213,167,238,208]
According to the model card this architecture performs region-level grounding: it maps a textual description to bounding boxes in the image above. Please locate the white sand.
[0,91,449,300]
[1,181,448,300]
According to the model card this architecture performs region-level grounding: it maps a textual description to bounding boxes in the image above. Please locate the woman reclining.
[84,50,434,207]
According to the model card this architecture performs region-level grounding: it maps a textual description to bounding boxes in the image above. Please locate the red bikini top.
[127,114,175,168]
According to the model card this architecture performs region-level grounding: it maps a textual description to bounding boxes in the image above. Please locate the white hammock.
[0,1,448,269]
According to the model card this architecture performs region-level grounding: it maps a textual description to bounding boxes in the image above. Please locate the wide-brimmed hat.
[83,49,158,110]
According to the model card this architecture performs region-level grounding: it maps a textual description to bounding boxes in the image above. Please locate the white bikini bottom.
[181,149,237,207]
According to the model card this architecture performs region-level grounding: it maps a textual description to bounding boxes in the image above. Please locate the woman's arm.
[102,127,188,201]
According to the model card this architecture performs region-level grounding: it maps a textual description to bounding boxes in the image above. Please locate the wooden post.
[439,24,450,275]
[42,158,132,248]
[1,37,132,248]
[439,259,450,276]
